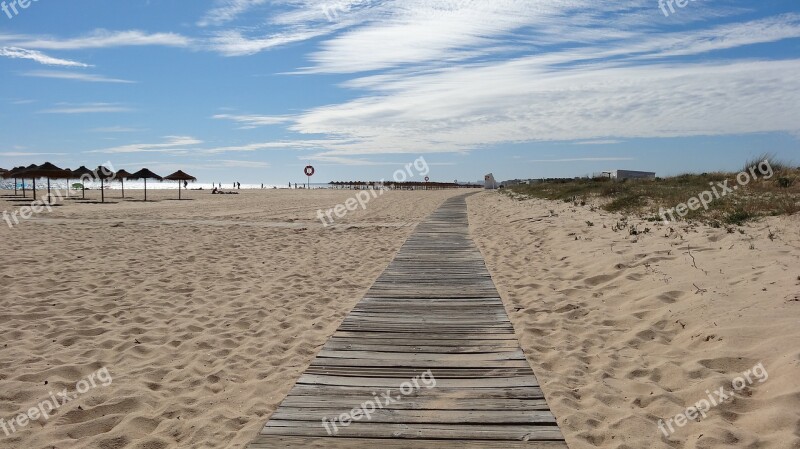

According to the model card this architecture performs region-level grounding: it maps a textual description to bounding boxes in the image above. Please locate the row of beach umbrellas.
[0,163,197,203]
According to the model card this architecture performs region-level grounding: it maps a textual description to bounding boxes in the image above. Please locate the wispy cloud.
[39,103,134,114]
[87,136,202,154]
[572,140,624,145]
[213,113,294,128]
[0,151,67,157]
[191,2,800,157]
[0,47,90,67]
[198,0,268,27]
[90,126,143,133]
[0,30,192,50]
[528,157,635,163]
[216,159,271,168]
[286,58,800,155]
[26,70,136,83]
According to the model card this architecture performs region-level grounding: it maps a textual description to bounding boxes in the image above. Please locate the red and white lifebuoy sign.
[304,165,315,177]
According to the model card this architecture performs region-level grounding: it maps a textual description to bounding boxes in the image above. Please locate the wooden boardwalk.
[249,194,568,448]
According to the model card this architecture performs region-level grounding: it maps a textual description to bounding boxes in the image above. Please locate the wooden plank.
[296,374,539,388]
[317,350,526,361]
[261,421,565,441]
[283,385,546,400]
[250,436,569,448]
[270,408,558,424]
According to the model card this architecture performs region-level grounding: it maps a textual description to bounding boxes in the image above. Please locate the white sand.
[1,189,798,448]
[0,189,464,449]
[468,192,800,449]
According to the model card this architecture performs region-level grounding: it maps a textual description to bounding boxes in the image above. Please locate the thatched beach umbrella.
[69,166,94,200]
[128,168,163,201]
[28,162,71,203]
[1,166,24,196]
[19,164,42,200]
[115,169,132,199]
[94,166,116,203]
[164,170,197,200]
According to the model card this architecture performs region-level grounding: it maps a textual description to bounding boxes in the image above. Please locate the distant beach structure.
[603,170,657,180]
[484,173,498,190]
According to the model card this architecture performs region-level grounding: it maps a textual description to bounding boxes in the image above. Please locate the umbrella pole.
[33,178,36,201]
[121,179,125,199]
[178,180,181,200]
[14,177,17,196]
[144,179,147,202]
[22,179,26,198]
[101,178,105,203]
[47,178,51,203]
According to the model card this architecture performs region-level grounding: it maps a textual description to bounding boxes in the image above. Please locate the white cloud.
[529,157,635,163]
[572,140,624,146]
[190,2,800,157]
[0,47,90,67]
[90,126,143,133]
[0,152,66,156]
[39,103,134,114]
[198,0,268,27]
[216,159,271,168]
[286,58,800,155]
[26,70,135,83]
[0,30,192,50]
[87,136,202,154]
[213,113,294,129]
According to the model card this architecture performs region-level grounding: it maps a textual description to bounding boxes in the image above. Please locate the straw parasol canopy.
[29,162,72,202]
[114,169,132,199]
[94,166,116,203]
[128,168,163,201]
[164,170,197,200]
[7,166,29,196]
[16,164,39,198]
[1,166,23,196]
[69,166,94,199]
[19,164,46,200]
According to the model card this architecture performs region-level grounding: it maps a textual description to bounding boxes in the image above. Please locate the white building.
[484,173,498,189]
[606,170,656,180]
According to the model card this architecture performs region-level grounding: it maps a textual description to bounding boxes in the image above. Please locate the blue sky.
[1,0,798,184]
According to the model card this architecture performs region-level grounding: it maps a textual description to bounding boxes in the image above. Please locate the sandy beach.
[468,192,800,449]
[0,189,464,449]
[1,189,798,448]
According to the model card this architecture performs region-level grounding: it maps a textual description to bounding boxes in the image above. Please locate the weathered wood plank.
[250,437,569,448]
[262,421,565,441]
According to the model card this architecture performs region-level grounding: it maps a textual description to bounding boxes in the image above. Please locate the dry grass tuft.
[508,158,799,225]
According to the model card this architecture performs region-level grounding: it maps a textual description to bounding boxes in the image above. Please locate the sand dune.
[467,192,800,449]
